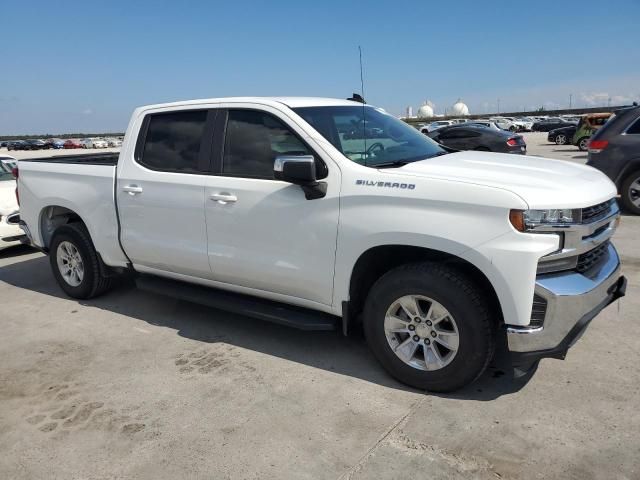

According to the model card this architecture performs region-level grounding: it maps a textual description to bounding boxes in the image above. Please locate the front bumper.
[507,243,625,365]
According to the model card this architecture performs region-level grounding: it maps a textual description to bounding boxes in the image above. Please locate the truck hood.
[0,180,18,215]
[393,151,617,209]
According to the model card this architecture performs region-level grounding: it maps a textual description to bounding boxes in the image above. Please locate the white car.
[421,120,455,133]
[80,138,108,149]
[16,96,626,392]
[489,117,517,131]
[108,139,123,147]
[0,162,24,251]
[0,155,17,170]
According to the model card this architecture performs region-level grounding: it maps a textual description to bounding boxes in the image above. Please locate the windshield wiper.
[373,160,410,169]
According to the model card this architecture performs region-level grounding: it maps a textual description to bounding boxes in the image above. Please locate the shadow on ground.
[0,251,537,400]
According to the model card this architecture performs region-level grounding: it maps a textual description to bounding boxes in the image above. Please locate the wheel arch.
[39,205,88,251]
[346,244,504,326]
[615,159,640,188]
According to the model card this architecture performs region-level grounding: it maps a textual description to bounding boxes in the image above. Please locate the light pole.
[497,98,500,114]
[569,94,572,109]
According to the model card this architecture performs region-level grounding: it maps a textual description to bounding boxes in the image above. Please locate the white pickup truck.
[16,97,626,391]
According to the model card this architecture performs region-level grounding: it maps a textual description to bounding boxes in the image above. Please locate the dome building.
[451,99,469,116]
[417,102,434,119]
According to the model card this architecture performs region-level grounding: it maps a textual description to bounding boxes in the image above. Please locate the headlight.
[510,209,580,231]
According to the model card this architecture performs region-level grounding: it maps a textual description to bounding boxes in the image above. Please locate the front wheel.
[555,134,567,145]
[577,137,589,151]
[621,171,640,215]
[49,223,114,299]
[363,262,495,392]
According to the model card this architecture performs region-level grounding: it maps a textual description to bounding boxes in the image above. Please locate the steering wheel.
[366,142,385,156]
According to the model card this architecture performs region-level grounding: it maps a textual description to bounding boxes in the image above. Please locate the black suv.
[587,104,640,214]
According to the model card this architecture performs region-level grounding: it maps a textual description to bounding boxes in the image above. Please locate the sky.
[1,0,639,134]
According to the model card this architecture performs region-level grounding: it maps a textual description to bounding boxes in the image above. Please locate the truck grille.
[530,294,547,328]
[582,199,616,224]
[576,241,610,273]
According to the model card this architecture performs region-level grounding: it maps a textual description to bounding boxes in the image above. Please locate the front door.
[203,108,340,306]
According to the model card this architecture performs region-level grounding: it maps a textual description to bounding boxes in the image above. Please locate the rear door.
[117,108,216,278]
[202,106,340,306]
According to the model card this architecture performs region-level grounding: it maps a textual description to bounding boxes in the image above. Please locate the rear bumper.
[507,243,625,365]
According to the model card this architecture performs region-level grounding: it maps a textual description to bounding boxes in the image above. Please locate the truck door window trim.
[133,109,217,175]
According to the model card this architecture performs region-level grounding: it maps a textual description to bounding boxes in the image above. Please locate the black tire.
[577,137,589,151]
[621,170,640,215]
[363,262,495,392]
[49,223,113,299]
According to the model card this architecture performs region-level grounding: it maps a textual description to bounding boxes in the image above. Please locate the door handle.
[122,185,143,195]
[209,193,237,204]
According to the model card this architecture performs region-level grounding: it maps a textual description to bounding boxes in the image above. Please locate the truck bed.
[18,152,119,166]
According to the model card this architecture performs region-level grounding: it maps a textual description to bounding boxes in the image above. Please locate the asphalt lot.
[1,137,639,479]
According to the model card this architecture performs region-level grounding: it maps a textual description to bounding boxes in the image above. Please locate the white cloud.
[578,92,635,106]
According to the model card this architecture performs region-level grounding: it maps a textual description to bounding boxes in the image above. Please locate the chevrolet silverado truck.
[16,97,626,392]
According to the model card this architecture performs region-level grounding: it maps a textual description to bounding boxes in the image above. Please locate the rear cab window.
[137,110,209,173]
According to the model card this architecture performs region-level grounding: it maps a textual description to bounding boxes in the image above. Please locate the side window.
[139,110,207,172]
[627,118,640,134]
[223,110,312,179]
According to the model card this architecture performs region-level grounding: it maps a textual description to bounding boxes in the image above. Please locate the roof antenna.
[358,46,367,165]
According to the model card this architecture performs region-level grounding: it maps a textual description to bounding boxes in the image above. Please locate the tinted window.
[628,118,640,134]
[223,110,311,178]
[140,110,207,172]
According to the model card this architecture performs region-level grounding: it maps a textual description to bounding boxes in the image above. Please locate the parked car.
[489,117,517,131]
[0,141,9,148]
[0,155,17,170]
[547,125,577,145]
[108,138,123,148]
[428,125,526,154]
[0,162,26,251]
[532,118,571,132]
[421,120,454,133]
[7,140,27,151]
[514,117,534,131]
[23,139,46,150]
[15,96,626,392]
[587,105,640,214]
[573,113,612,151]
[63,139,83,149]
[80,138,94,149]
[44,138,65,149]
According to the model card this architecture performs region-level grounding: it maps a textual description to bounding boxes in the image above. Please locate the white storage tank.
[451,99,469,116]
[417,102,434,119]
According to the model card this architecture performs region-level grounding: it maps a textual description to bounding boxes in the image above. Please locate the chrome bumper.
[507,243,625,358]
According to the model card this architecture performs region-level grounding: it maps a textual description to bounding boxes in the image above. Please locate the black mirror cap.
[274,155,317,185]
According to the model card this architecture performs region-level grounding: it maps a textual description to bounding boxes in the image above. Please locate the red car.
[63,139,82,149]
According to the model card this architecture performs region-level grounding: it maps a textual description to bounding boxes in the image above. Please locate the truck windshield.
[293,106,446,167]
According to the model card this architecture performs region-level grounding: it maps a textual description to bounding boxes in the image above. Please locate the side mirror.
[274,155,317,185]
[274,155,327,200]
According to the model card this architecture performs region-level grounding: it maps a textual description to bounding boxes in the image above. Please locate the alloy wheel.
[56,241,85,287]
[384,295,459,371]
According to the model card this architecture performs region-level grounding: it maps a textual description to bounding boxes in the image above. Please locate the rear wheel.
[577,137,589,151]
[621,171,640,215]
[49,223,114,299]
[555,134,567,145]
[363,262,495,392]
